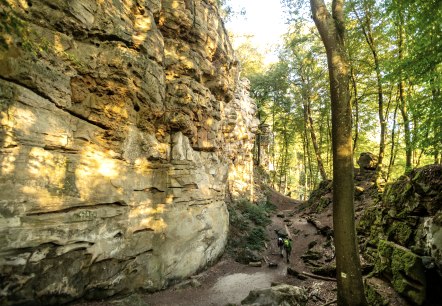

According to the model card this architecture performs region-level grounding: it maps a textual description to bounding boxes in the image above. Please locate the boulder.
[241,284,308,306]
[357,152,378,170]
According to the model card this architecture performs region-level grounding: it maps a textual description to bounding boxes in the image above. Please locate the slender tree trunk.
[302,130,308,199]
[387,104,399,181]
[416,149,425,168]
[327,112,332,166]
[284,132,289,194]
[399,81,412,170]
[271,104,276,187]
[305,121,313,191]
[397,10,412,171]
[302,90,328,181]
[284,115,291,192]
[430,74,441,165]
[350,68,359,152]
[354,6,386,178]
[310,1,367,305]
[256,112,262,166]
[256,133,261,166]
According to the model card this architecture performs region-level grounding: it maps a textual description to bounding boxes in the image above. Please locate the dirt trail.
[73,189,337,306]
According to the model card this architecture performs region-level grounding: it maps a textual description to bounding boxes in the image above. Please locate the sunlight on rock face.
[1,149,17,175]
[228,163,253,194]
[134,158,152,172]
[53,35,65,54]
[75,145,123,200]
[27,147,67,188]
[171,0,180,9]
[21,186,64,208]
[129,205,167,232]
[133,15,153,47]
[4,106,36,136]
[166,194,174,204]
[6,0,28,9]
[77,146,119,179]
[98,159,117,177]
[206,118,214,126]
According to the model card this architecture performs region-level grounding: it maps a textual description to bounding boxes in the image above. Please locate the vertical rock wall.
[223,78,259,200]
[0,0,257,304]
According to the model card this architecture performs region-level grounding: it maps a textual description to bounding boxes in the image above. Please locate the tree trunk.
[399,80,412,171]
[302,89,328,181]
[387,104,399,181]
[302,130,308,199]
[304,119,314,191]
[397,10,412,171]
[350,68,359,152]
[310,1,367,305]
[353,5,386,178]
[256,111,262,166]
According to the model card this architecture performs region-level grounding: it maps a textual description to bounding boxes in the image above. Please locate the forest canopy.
[230,0,441,197]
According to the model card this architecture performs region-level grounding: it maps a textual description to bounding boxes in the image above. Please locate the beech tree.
[285,31,329,181]
[309,0,367,305]
[351,0,387,178]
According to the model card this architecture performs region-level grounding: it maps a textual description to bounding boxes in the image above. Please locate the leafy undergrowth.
[226,199,276,263]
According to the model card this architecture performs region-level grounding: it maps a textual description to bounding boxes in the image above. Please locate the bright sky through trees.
[225,0,288,64]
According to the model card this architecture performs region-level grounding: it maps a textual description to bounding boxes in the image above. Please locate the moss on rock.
[364,280,389,306]
[375,240,426,305]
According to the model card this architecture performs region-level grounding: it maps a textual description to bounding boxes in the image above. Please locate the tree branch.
[302,271,337,282]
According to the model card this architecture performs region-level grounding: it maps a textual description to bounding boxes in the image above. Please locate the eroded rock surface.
[0,0,257,304]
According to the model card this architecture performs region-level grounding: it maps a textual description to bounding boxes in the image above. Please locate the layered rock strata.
[0,0,257,304]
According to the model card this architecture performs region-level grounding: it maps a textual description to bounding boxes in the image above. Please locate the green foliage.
[385,0,442,81]
[269,0,440,190]
[364,280,389,306]
[236,199,274,227]
[233,36,265,78]
[0,1,24,49]
[226,199,274,262]
[246,227,266,251]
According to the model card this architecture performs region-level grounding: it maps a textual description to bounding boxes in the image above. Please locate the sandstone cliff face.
[0,0,257,304]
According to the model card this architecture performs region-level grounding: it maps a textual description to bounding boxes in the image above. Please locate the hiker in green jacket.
[283,238,292,263]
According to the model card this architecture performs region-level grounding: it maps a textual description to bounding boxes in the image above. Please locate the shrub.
[226,199,273,261]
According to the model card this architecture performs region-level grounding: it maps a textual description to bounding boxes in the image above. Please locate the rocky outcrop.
[0,0,257,304]
[224,78,259,200]
[359,165,442,305]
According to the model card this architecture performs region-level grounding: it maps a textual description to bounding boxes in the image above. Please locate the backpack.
[284,239,291,249]
[277,237,283,247]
